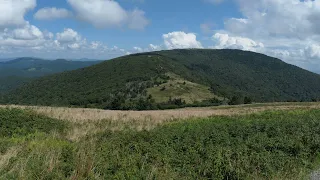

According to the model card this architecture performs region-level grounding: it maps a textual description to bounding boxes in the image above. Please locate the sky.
[0,0,320,73]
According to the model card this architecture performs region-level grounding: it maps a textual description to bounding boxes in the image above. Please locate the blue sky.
[0,0,320,73]
[29,0,240,49]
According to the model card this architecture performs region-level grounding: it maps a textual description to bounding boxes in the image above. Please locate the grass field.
[147,73,220,103]
[1,103,320,179]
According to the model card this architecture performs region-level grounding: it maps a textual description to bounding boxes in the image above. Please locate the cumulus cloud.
[11,23,44,40]
[67,0,149,30]
[211,33,264,52]
[56,28,81,43]
[304,44,320,59]
[0,25,128,59]
[163,31,203,49]
[203,0,320,72]
[149,44,161,51]
[133,46,143,52]
[0,0,36,27]
[225,0,320,39]
[34,7,72,20]
[0,26,46,48]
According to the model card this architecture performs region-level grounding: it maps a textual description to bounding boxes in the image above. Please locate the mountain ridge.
[0,57,102,93]
[2,49,320,110]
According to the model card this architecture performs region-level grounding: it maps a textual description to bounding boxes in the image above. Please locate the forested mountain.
[2,49,320,110]
[0,58,101,93]
[0,57,101,77]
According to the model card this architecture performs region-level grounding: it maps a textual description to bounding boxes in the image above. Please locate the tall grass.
[1,102,320,123]
[1,108,320,179]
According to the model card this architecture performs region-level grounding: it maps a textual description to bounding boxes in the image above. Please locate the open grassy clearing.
[1,102,320,123]
[1,106,320,179]
[147,73,221,103]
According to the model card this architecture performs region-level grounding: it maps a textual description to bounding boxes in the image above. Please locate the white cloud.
[56,28,81,43]
[149,44,161,51]
[43,31,54,39]
[225,0,320,39]
[34,7,72,20]
[90,41,103,50]
[11,23,44,40]
[133,46,143,52]
[0,25,128,59]
[128,9,149,30]
[205,0,320,72]
[67,0,149,30]
[68,43,80,50]
[67,0,127,28]
[211,33,264,52]
[0,23,46,48]
[163,31,203,49]
[0,0,36,27]
[304,44,320,59]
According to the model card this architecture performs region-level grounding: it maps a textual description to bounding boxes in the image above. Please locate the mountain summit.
[3,49,320,110]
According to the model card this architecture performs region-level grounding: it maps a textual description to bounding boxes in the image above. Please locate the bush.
[244,96,253,104]
[92,109,320,179]
[0,108,68,137]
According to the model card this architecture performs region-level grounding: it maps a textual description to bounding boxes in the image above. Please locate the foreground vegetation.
[3,49,320,110]
[1,106,320,179]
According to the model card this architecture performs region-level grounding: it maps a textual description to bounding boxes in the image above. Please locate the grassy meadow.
[147,73,220,104]
[1,103,320,179]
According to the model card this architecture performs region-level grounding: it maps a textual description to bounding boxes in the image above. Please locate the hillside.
[0,58,101,93]
[2,49,320,109]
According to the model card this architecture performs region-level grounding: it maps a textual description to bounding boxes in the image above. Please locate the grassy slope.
[3,49,320,108]
[1,106,320,179]
[147,73,220,103]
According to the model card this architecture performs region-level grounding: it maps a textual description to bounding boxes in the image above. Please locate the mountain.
[0,58,101,93]
[0,58,16,62]
[2,49,320,110]
[0,57,101,77]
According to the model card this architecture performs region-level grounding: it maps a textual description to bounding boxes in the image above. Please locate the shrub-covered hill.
[2,49,320,109]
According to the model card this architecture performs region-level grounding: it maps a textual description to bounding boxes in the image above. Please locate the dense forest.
[2,49,320,110]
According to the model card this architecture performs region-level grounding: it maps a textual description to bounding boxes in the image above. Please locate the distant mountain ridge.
[0,57,101,77]
[2,49,320,110]
[0,57,102,93]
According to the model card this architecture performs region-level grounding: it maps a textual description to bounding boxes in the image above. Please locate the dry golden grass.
[1,102,320,123]
[0,146,19,170]
[1,103,320,179]
[2,102,320,141]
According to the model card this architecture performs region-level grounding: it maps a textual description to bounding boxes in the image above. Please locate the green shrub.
[0,108,68,137]
[2,108,320,179]
[92,109,320,179]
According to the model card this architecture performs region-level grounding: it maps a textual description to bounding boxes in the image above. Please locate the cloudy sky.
[0,0,320,73]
